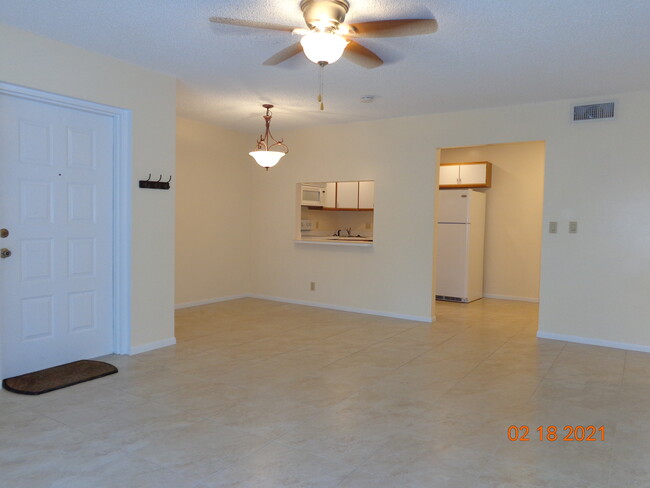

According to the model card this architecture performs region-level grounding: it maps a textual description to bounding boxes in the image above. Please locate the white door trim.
[0,81,132,365]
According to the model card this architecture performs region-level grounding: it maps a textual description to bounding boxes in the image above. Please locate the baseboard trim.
[174,295,248,309]
[129,337,176,355]
[483,294,539,303]
[536,331,650,353]
[248,294,433,323]
[174,293,433,323]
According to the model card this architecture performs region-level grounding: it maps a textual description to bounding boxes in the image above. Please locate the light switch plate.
[569,221,578,234]
[549,221,558,234]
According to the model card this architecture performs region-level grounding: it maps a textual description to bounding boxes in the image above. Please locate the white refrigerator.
[435,189,486,302]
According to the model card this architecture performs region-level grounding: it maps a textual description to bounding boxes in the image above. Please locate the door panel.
[436,223,469,299]
[21,239,53,281]
[0,94,114,378]
[20,181,53,222]
[19,119,52,166]
[21,296,53,340]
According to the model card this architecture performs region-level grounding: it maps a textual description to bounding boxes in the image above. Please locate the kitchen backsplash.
[301,208,374,238]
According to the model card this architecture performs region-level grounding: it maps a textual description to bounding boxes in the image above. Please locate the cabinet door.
[336,181,358,208]
[358,181,374,209]
[440,162,492,188]
[459,163,488,185]
[439,164,460,186]
[324,182,337,208]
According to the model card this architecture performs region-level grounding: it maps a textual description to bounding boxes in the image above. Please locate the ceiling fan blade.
[209,17,298,33]
[263,42,304,66]
[344,18,438,38]
[342,40,383,69]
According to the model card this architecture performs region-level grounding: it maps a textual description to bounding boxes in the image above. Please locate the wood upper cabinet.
[324,181,375,210]
[439,162,492,188]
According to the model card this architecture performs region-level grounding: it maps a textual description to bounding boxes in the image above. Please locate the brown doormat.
[2,360,118,395]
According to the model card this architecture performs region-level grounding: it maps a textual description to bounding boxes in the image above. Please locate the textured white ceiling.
[2,0,650,133]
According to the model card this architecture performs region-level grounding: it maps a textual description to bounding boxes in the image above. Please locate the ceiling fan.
[209,0,438,69]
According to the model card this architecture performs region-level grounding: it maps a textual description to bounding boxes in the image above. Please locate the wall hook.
[139,173,172,190]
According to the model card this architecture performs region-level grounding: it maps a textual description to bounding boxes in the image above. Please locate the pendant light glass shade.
[300,32,348,64]
[249,150,285,169]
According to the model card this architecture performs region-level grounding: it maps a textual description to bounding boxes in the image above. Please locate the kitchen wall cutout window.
[297,181,374,244]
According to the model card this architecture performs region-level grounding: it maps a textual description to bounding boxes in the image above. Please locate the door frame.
[433,142,545,319]
[0,81,132,375]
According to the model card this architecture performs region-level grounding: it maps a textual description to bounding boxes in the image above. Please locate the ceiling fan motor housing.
[300,0,350,31]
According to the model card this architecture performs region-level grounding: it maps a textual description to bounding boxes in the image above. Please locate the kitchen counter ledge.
[295,238,373,247]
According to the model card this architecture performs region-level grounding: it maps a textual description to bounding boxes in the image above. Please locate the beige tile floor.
[2,297,650,487]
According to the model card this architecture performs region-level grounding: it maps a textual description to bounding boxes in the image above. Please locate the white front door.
[0,93,114,378]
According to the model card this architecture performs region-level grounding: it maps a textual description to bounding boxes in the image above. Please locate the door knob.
[0,248,11,259]
[0,229,7,238]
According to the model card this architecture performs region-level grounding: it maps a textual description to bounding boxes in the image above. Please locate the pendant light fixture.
[249,104,288,170]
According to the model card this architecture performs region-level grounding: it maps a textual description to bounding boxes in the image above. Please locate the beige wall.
[1,24,177,351]
[247,91,650,348]
[175,117,252,306]
[440,142,545,301]
[249,120,435,320]
[9,23,649,354]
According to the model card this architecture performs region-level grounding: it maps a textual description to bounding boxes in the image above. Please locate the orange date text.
[507,425,605,442]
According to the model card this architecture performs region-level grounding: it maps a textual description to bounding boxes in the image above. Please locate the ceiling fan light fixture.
[300,31,348,64]
[249,104,288,170]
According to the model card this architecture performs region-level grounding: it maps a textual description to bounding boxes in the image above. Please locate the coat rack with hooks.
[139,174,172,190]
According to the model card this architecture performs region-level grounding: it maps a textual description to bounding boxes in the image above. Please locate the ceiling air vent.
[573,102,615,122]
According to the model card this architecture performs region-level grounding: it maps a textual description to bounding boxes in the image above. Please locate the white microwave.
[301,185,326,206]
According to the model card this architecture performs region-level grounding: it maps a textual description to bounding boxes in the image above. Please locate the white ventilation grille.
[573,102,615,121]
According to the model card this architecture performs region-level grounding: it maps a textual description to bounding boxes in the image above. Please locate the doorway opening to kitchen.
[433,141,546,319]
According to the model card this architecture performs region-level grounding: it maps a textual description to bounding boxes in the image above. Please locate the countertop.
[296,236,374,247]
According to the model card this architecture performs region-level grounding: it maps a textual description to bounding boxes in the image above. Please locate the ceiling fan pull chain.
[318,61,325,111]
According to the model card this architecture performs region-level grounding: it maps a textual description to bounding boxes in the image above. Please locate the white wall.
[248,91,650,348]
[175,117,252,306]
[440,142,545,301]
[1,23,177,350]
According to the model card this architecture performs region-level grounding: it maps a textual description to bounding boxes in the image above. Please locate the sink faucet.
[333,229,342,236]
